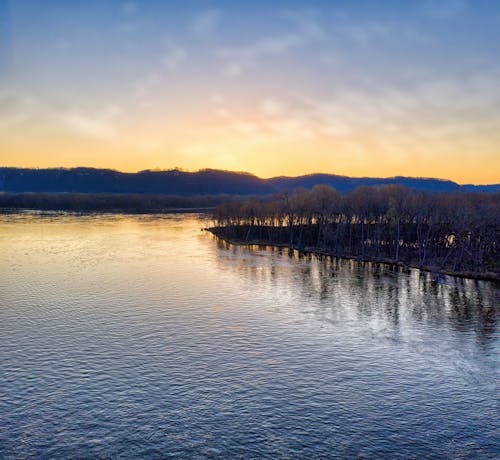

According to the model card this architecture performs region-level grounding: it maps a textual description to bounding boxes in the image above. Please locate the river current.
[0,213,498,458]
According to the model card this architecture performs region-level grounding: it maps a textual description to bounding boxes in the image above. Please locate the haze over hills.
[0,167,498,195]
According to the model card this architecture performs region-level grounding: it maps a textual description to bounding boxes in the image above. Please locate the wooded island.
[209,185,499,281]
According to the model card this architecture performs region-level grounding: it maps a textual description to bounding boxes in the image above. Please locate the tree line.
[0,192,237,212]
[210,185,499,278]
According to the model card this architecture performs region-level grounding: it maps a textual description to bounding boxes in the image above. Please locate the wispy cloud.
[0,90,37,129]
[421,0,468,18]
[215,10,324,77]
[200,68,500,153]
[282,9,326,40]
[162,40,188,70]
[129,39,188,110]
[339,22,392,44]
[0,88,122,141]
[63,106,120,140]
[122,1,139,16]
[259,98,287,117]
[190,9,222,35]
[134,73,160,97]
[217,34,303,76]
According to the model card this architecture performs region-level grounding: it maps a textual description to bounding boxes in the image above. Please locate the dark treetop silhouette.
[209,185,500,280]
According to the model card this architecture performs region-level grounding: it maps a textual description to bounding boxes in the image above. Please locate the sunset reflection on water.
[0,213,498,459]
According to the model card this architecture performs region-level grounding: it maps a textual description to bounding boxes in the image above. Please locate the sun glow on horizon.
[1,0,499,184]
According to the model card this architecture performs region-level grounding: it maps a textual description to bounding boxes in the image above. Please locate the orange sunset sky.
[1,0,499,184]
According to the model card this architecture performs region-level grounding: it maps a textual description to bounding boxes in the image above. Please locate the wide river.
[0,213,498,459]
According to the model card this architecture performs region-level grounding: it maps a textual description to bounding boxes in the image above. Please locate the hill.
[0,167,498,195]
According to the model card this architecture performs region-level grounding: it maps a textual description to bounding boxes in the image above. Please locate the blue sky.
[1,0,499,182]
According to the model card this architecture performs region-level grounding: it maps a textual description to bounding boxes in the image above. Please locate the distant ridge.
[0,167,498,195]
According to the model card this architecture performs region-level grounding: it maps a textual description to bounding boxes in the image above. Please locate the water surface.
[0,213,498,458]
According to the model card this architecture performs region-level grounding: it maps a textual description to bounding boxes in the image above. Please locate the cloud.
[259,98,286,116]
[332,19,431,46]
[61,111,117,139]
[210,94,224,104]
[0,90,37,128]
[210,95,231,118]
[122,1,139,15]
[130,39,187,109]
[282,9,326,40]
[133,72,161,107]
[218,35,303,60]
[197,67,500,153]
[316,72,500,144]
[421,0,468,18]
[229,121,262,136]
[190,10,222,35]
[162,40,188,70]
[0,88,122,141]
[222,61,244,77]
[135,72,160,94]
[216,10,325,77]
[215,107,231,118]
[339,22,392,44]
[217,34,304,77]
[320,54,341,66]
[63,108,119,140]
[172,68,500,180]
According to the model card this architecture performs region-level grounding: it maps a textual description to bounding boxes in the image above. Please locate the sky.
[0,0,499,184]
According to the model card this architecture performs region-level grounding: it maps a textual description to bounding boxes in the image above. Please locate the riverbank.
[0,207,213,215]
[0,192,240,213]
[207,227,500,283]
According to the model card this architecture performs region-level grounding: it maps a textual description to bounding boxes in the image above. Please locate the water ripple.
[0,213,498,459]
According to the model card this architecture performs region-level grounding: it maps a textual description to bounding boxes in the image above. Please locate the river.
[0,213,498,458]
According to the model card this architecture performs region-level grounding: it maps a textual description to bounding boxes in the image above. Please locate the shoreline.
[206,228,500,283]
[0,207,213,215]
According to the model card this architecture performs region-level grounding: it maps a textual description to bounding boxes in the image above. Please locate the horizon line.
[1,165,499,187]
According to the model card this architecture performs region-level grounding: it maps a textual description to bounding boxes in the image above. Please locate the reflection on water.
[215,237,498,350]
[1,213,498,459]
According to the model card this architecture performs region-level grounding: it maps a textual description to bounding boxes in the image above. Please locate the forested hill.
[0,167,498,195]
